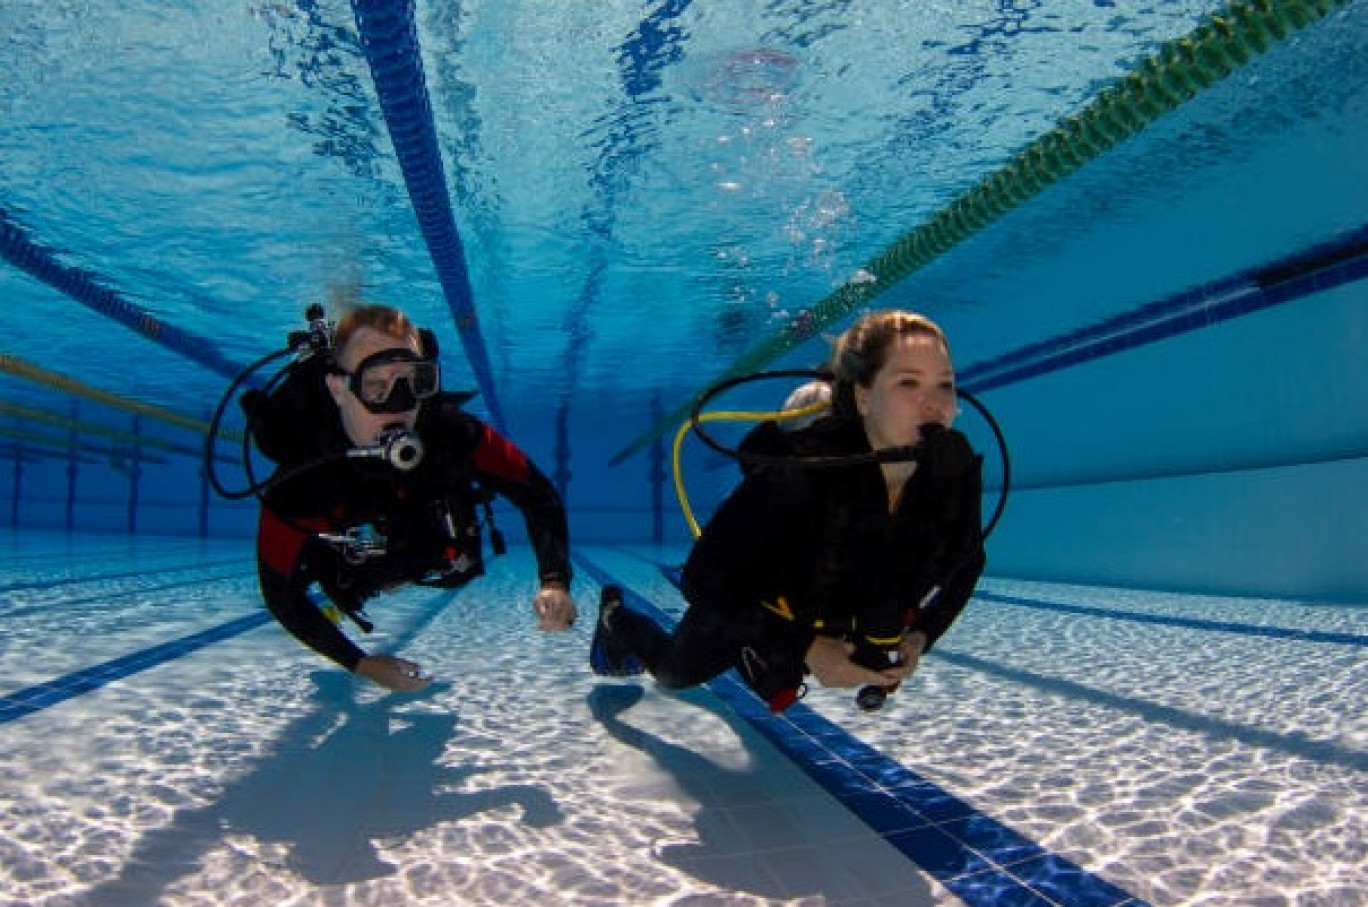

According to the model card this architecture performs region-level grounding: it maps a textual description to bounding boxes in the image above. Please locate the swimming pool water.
[2,3,1366,904]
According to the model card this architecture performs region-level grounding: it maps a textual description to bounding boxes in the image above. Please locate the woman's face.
[854,333,957,451]
[326,326,424,447]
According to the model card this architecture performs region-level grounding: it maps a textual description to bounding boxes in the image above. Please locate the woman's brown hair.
[828,310,949,417]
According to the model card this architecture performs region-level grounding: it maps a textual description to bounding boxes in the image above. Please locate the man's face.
[325,326,425,447]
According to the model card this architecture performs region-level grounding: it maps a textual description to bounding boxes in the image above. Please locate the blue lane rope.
[349,0,505,432]
[0,211,242,380]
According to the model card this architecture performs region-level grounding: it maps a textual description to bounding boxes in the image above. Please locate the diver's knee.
[651,668,697,691]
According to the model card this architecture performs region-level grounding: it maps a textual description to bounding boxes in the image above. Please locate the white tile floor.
[1,531,1364,906]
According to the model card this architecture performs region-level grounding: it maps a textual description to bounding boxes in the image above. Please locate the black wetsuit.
[610,415,986,705]
[256,392,571,671]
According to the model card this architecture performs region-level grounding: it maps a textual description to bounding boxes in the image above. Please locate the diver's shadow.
[81,671,562,905]
[588,683,931,901]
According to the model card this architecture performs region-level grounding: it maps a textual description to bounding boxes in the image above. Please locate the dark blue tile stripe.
[0,556,246,594]
[959,226,1368,394]
[0,612,272,725]
[572,551,1147,907]
[934,648,1368,774]
[2,569,254,619]
[977,590,1368,647]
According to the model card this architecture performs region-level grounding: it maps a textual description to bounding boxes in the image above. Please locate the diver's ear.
[325,369,348,408]
[854,383,870,417]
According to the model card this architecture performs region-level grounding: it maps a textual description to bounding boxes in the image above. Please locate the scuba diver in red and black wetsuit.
[591,310,987,713]
[231,304,577,693]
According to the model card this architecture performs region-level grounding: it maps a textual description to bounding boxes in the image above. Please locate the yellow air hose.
[673,398,831,538]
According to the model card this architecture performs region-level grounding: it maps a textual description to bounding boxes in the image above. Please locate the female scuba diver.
[220,303,577,693]
[590,309,987,712]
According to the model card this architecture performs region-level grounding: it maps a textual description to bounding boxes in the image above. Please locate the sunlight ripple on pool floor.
[0,532,1364,905]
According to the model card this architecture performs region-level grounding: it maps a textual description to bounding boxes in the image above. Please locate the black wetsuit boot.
[589,585,645,677]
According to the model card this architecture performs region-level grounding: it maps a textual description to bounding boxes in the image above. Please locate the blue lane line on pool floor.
[0,556,247,594]
[572,552,1148,907]
[976,590,1368,647]
[0,612,272,725]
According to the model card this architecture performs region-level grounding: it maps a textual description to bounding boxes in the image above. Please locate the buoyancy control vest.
[737,415,983,639]
[240,353,341,468]
[242,352,498,597]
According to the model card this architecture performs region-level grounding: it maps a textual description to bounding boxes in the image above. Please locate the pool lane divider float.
[0,353,241,457]
[571,551,1149,907]
[349,0,505,432]
[0,212,240,381]
[610,0,1352,467]
[0,400,224,466]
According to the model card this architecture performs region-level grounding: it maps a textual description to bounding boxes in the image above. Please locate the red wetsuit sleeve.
[470,423,531,482]
[467,421,573,586]
[256,506,367,671]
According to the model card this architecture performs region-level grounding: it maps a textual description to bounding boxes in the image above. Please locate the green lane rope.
[0,425,170,466]
[0,401,223,461]
[0,353,242,443]
[608,0,1347,466]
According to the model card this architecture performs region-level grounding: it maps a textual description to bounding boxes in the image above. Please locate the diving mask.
[336,348,440,414]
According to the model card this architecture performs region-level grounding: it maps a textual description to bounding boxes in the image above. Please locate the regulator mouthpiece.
[350,428,425,471]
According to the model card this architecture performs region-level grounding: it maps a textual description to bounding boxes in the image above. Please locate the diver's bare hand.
[356,654,433,692]
[804,636,902,689]
[533,585,578,631]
